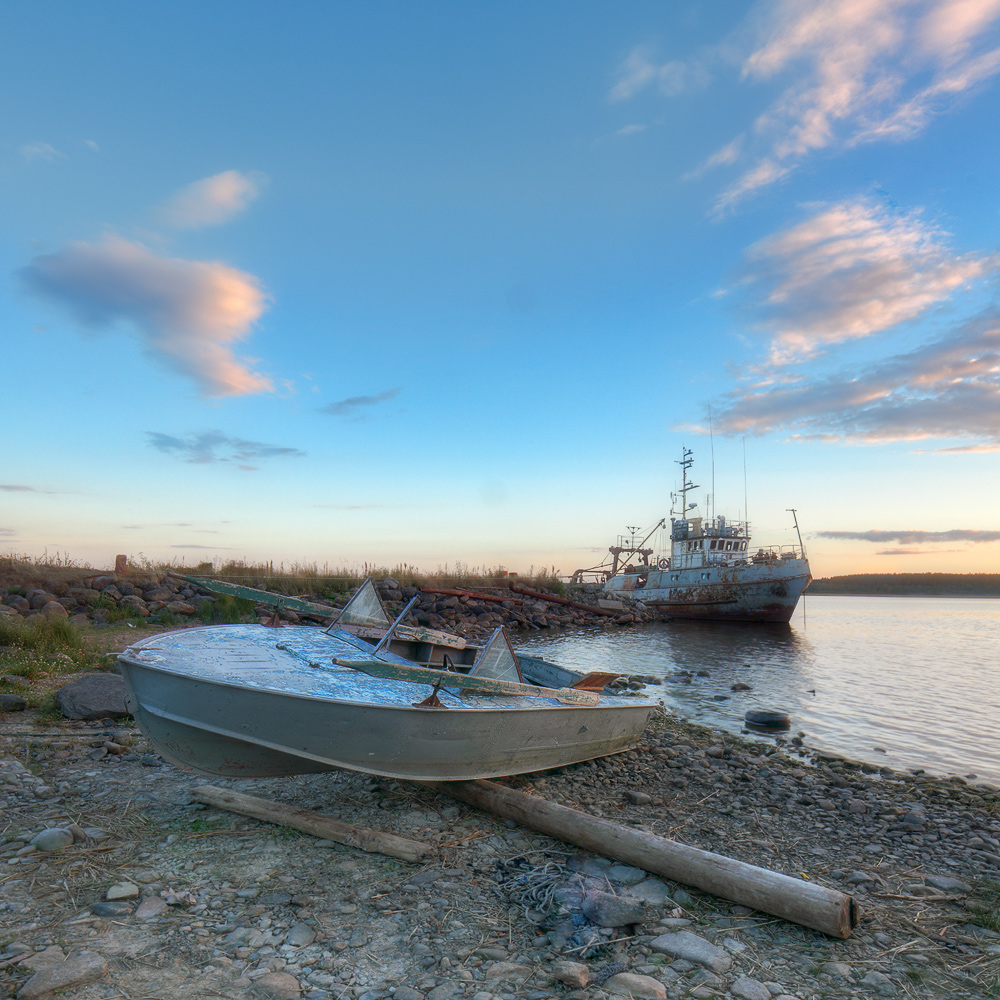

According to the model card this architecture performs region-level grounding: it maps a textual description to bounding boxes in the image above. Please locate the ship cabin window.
[670,574,680,582]
[701,573,711,580]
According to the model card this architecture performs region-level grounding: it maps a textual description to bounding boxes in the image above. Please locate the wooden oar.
[332,657,601,705]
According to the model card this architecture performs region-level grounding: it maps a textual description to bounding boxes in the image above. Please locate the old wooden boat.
[602,449,812,622]
[117,581,656,780]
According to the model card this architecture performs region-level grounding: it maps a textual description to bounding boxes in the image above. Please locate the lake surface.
[515,595,1000,785]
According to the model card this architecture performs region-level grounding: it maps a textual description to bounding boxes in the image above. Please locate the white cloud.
[684,135,745,181]
[708,0,1000,211]
[711,310,1000,447]
[159,170,264,229]
[19,141,66,163]
[19,236,272,397]
[609,45,710,102]
[738,199,999,363]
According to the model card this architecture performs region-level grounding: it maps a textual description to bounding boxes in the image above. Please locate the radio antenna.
[742,436,748,526]
[709,405,716,523]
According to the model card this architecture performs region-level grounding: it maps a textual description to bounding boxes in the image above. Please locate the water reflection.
[517,620,815,736]
[515,597,1000,784]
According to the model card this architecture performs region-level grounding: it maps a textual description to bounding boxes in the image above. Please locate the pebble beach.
[2,574,999,1000]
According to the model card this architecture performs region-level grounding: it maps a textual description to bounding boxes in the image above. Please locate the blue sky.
[3,0,1000,578]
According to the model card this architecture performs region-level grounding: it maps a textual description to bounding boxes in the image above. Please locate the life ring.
[657,558,670,570]
[744,709,791,729]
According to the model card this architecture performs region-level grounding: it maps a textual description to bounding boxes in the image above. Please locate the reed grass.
[1,551,569,597]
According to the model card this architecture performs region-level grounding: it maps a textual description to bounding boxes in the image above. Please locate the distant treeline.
[808,573,1000,597]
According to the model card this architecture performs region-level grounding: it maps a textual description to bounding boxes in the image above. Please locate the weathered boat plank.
[332,657,601,705]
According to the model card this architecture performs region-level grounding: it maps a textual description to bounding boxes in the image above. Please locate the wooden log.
[423,779,858,939]
[191,785,432,863]
[419,586,522,604]
[509,584,620,617]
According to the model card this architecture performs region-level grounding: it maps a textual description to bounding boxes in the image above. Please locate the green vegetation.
[199,595,257,624]
[808,573,1000,597]
[0,612,104,685]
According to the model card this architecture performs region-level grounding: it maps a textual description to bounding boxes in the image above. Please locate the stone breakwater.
[0,574,658,637]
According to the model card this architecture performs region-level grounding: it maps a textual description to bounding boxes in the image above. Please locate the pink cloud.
[20,236,272,397]
[738,199,998,363]
[159,170,264,229]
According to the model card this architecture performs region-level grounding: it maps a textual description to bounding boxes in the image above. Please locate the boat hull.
[605,559,811,623]
[117,625,655,781]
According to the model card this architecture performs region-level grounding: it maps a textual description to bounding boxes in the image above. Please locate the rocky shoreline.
[2,575,999,999]
[0,572,661,637]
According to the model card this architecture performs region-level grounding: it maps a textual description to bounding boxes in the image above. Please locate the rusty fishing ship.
[602,448,811,622]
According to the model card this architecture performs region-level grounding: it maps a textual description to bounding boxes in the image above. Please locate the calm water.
[515,596,1000,785]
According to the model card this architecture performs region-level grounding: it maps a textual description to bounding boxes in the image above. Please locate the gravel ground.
[2,698,998,1000]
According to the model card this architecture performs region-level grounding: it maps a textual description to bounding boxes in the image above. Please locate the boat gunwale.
[117,633,655,715]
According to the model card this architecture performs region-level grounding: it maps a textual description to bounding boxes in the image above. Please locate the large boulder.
[56,674,130,720]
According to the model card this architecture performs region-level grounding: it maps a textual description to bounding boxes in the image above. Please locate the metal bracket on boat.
[261,595,286,628]
[414,680,449,709]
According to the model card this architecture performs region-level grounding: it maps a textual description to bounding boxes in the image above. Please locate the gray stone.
[483,962,532,983]
[649,931,732,973]
[606,864,648,885]
[581,888,644,926]
[15,946,66,970]
[91,901,134,916]
[40,601,69,618]
[285,922,317,947]
[253,971,302,999]
[0,693,27,711]
[135,897,168,920]
[823,962,852,977]
[551,961,589,988]
[17,951,107,999]
[628,879,673,905]
[30,828,74,852]
[119,596,149,617]
[925,875,971,893]
[729,977,771,1000]
[860,970,897,994]
[603,973,665,999]
[56,673,129,720]
[393,989,425,1000]
[106,882,139,900]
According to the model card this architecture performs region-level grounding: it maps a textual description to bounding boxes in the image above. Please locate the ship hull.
[605,559,811,623]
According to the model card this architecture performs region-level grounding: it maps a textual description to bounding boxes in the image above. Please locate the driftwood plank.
[424,778,858,939]
[192,785,432,863]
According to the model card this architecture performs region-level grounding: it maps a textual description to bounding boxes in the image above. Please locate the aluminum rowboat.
[117,624,655,781]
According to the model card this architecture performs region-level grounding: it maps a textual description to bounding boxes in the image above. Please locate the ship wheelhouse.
[669,514,750,571]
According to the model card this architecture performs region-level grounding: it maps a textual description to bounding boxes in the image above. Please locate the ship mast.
[671,448,700,521]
